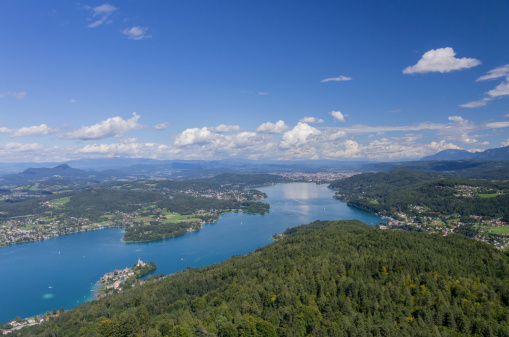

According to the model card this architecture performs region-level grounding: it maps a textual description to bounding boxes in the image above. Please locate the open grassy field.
[488,226,509,236]
[478,193,500,198]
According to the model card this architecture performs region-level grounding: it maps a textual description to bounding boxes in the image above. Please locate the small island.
[95,259,156,298]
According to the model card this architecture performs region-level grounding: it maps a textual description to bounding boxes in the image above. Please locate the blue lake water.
[0,183,382,323]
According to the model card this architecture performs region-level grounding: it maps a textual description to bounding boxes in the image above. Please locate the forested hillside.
[15,220,509,336]
[330,168,509,222]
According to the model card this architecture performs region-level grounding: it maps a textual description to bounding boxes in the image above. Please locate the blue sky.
[1,0,509,162]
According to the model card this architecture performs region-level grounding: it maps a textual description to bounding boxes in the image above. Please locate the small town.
[378,212,509,250]
[276,170,358,182]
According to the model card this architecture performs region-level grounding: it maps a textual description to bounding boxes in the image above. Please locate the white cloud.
[154,122,170,130]
[482,121,509,129]
[174,127,215,146]
[211,124,243,133]
[69,99,77,103]
[122,26,151,40]
[503,139,509,147]
[256,120,290,134]
[86,3,117,28]
[325,130,347,141]
[62,112,143,140]
[448,116,464,123]
[477,64,509,81]
[11,124,58,138]
[330,110,346,122]
[0,91,26,99]
[321,76,352,83]
[460,98,492,108]
[487,82,509,98]
[461,63,509,108]
[258,92,269,95]
[440,116,482,144]
[336,122,445,134]
[299,117,324,124]
[426,140,459,152]
[325,140,361,158]
[403,47,481,74]
[2,142,45,152]
[79,140,175,158]
[280,123,321,148]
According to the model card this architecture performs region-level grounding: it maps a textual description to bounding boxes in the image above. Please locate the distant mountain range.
[0,164,127,186]
[421,145,509,161]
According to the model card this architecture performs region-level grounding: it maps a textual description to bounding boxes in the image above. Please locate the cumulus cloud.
[11,124,58,138]
[0,91,26,99]
[321,76,352,83]
[61,112,143,140]
[330,110,346,122]
[477,64,509,81]
[154,122,170,130]
[299,117,324,124]
[256,120,290,134]
[85,3,117,28]
[174,127,215,147]
[325,140,361,158]
[211,124,243,133]
[429,140,461,151]
[403,47,481,74]
[325,130,347,141]
[280,123,321,148]
[441,116,481,144]
[122,26,151,40]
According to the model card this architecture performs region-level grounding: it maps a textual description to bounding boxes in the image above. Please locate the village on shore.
[0,259,156,335]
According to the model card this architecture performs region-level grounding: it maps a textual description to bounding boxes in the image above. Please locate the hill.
[421,145,509,161]
[15,220,509,336]
[420,149,476,161]
[0,164,127,187]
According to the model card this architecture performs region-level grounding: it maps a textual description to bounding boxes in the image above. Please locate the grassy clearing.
[141,205,156,210]
[29,183,40,191]
[478,193,499,198]
[369,200,380,205]
[51,196,71,205]
[488,226,509,236]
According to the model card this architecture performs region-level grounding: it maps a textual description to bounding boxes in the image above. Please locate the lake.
[0,182,382,323]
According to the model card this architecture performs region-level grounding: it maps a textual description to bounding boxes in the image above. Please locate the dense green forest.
[14,220,509,336]
[330,168,509,222]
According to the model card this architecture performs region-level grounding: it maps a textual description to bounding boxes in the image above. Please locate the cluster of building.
[97,259,153,298]
[276,170,358,182]
[0,216,115,247]
[380,212,509,250]
[1,312,60,335]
